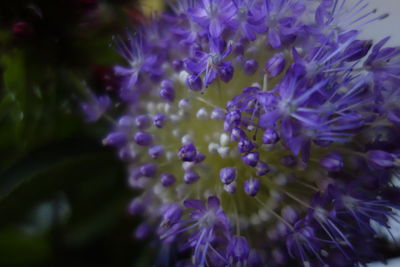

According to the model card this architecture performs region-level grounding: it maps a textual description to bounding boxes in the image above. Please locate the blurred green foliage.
[0,0,154,266]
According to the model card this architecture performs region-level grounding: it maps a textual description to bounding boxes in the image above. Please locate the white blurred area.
[357,0,400,45]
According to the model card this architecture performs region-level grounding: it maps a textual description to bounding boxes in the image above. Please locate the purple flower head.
[86,1,400,265]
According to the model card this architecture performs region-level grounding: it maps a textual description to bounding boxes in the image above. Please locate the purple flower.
[259,0,305,48]
[81,94,110,122]
[187,0,236,38]
[184,38,234,86]
[86,1,400,265]
[113,33,159,90]
[226,235,250,263]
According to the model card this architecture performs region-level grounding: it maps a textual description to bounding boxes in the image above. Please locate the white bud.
[163,103,172,113]
[196,107,208,120]
[166,151,175,160]
[146,102,156,113]
[182,162,194,170]
[178,70,189,84]
[258,210,271,221]
[181,134,193,145]
[172,129,181,138]
[208,143,219,154]
[219,133,230,146]
[179,98,191,110]
[224,181,237,194]
[170,114,181,124]
[218,146,230,158]
[250,214,261,225]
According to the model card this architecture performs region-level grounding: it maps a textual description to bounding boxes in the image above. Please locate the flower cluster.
[83,0,400,266]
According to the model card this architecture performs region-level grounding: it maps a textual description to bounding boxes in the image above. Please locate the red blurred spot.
[12,21,34,38]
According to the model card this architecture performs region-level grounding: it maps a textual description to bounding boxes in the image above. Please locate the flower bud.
[219,167,237,184]
[244,178,260,196]
[266,53,285,77]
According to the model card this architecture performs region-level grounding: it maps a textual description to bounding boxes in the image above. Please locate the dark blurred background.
[0,0,164,266]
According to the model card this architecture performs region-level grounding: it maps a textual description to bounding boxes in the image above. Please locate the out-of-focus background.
[0,0,398,266]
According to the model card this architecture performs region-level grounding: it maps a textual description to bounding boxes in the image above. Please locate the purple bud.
[230,127,245,142]
[184,170,200,184]
[135,223,151,240]
[140,163,157,177]
[134,131,153,146]
[238,138,254,154]
[211,107,225,120]
[367,150,396,168]
[153,113,166,128]
[234,43,244,55]
[344,39,373,62]
[248,250,263,267]
[161,203,183,227]
[224,181,237,194]
[281,155,296,167]
[178,143,197,162]
[256,161,270,176]
[227,236,250,263]
[266,53,285,77]
[102,132,126,147]
[224,110,241,131]
[186,74,203,91]
[220,167,237,184]
[160,86,175,102]
[128,198,144,215]
[118,115,135,128]
[242,152,259,167]
[148,145,165,159]
[194,152,206,163]
[281,206,297,223]
[160,173,176,187]
[135,115,151,129]
[244,59,258,75]
[262,128,279,144]
[172,59,183,71]
[219,62,234,83]
[118,146,136,161]
[320,152,343,172]
[244,178,260,196]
